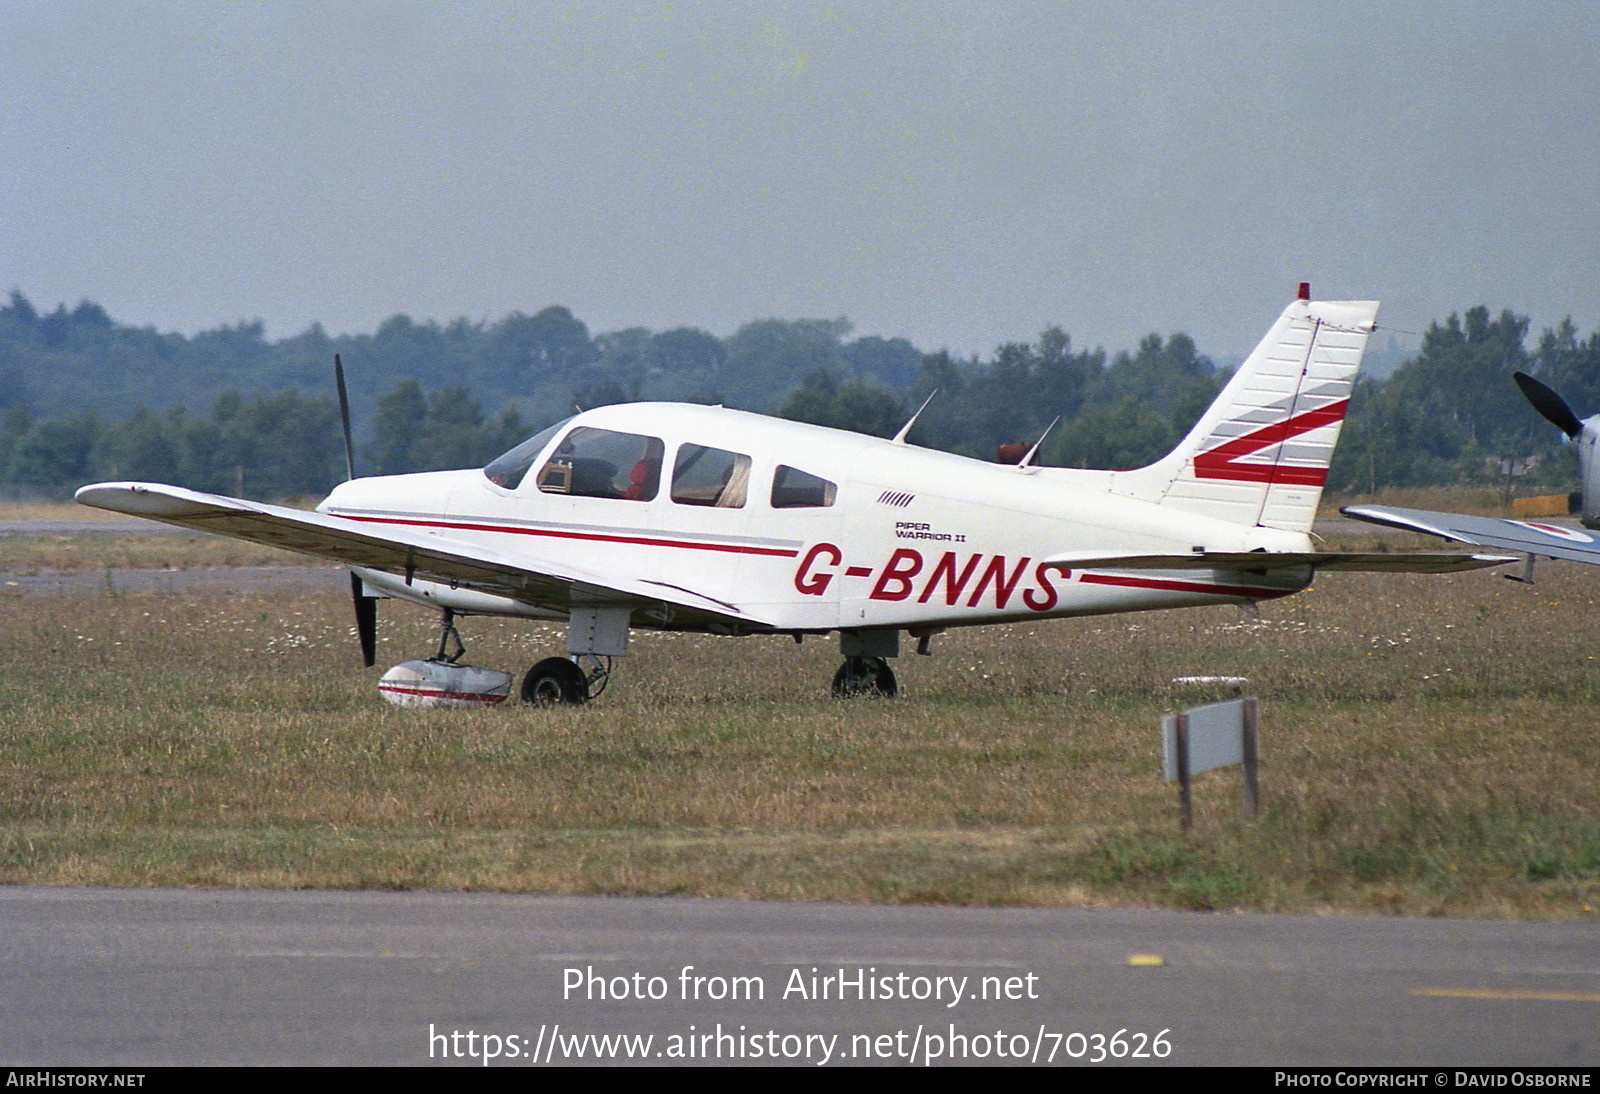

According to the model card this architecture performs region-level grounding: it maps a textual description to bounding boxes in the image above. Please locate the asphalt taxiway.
[2,887,1594,1067]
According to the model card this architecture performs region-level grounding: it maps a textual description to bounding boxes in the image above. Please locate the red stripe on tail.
[1191,399,1348,486]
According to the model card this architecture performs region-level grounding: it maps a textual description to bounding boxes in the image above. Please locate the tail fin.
[1112,294,1378,532]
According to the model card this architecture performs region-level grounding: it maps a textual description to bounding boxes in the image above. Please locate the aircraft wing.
[1042,548,1515,574]
[75,482,770,626]
[1342,504,1600,566]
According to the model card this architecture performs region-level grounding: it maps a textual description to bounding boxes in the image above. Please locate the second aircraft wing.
[1341,504,1600,566]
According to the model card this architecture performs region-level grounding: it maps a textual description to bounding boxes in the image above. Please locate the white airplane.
[76,287,1512,706]
[1344,372,1600,573]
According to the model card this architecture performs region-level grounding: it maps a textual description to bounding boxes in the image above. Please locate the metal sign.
[1162,696,1259,830]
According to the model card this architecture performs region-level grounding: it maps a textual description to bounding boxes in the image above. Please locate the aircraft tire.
[521,657,590,705]
[831,656,897,699]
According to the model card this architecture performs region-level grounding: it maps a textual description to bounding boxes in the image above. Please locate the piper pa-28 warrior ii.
[77,287,1512,707]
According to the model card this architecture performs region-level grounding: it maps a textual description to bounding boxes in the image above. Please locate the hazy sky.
[6,1,1598,362]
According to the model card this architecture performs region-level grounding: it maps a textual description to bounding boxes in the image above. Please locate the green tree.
[778,370,905,438]
[411,386,486,471]
[214,391,342,498]
[644,327,725,401]
[1530,319,1600,423]
[722,318,851,409]
[1054,397,1176,470]
[573,378,629,411]
[0,406,36,490]
[649,327,724,372]
[1371,307,1541,485]
[488,306,597,383]
[6,413,104,495]
[593,327,653,400]
[366,380,428,475]
[99,407,182,483]
[844,335,921,391]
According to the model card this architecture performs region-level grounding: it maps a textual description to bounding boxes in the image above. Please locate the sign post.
[1173,711,1192,830]
[1241,697,1258,819]
[1163,693,1259,830]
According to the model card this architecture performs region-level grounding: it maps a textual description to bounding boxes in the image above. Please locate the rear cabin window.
[770,465,836,508]
[536,427,664,501]
[671,444,751,508]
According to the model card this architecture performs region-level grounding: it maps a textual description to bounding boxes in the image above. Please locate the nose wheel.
[831,656,897,699]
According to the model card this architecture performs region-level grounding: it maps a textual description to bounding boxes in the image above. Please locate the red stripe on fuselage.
[1192,399,1348,486]
[336,513,801,557]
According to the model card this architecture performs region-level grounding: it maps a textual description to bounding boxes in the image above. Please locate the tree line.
[2,289,1596,499]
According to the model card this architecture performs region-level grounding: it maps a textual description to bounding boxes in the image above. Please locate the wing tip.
[75,481,146,512]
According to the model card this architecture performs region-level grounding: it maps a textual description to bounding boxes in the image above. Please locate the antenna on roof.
[1016,416,1060,471]
[892,390,938,446]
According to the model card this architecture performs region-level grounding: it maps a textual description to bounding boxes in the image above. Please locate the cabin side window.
[770,465,836,508]
[536,427,665,501]
[482,417,573,490]
[671,444,751,508]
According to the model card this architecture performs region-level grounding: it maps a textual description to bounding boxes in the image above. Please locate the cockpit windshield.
[482,417,574,490]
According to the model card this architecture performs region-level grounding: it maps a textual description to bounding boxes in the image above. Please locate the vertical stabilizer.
[1112,296,1378,532]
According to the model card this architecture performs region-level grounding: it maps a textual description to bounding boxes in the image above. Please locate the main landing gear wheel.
[521,657,589,706]
[831,656,897,699]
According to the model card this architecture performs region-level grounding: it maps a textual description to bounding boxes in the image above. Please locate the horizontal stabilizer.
[75,482,766,625]
[1342,504,1600,566]
[1042,548,1514,574]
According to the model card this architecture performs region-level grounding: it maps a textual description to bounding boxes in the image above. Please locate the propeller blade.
[351,572,377,667]
[334,353,357,481]
[1514,372,1584,438]
[335,356,376,666]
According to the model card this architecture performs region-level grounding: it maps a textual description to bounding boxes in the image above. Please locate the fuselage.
[1578,416,1600,529]
[320,402,1314,633]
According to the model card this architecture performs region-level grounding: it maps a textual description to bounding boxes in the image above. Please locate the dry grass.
[1,533,322,573]
[0,500,127,521]
[0,499,323,571]
[2,538,1597,916]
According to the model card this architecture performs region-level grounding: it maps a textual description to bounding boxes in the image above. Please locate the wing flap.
[75,482,768,625]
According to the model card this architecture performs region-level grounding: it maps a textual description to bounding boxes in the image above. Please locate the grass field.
[2,532,329,573]
[1,499,324,572]
[1,502,1597,916]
